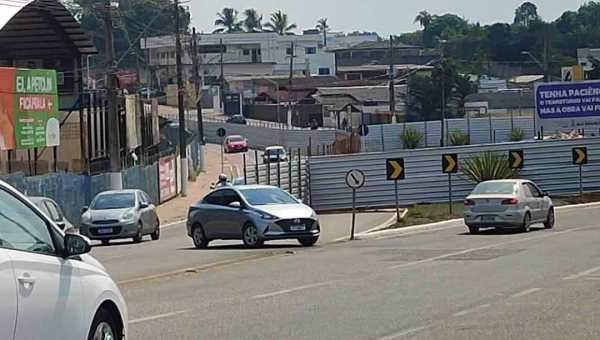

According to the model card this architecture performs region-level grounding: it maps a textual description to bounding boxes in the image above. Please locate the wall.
[309,138,600,212]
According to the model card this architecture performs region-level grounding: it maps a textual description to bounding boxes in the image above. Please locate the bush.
[460,151,519,183]
[400,126,424,149]
[449,130,470,146]
[508,128,525,142]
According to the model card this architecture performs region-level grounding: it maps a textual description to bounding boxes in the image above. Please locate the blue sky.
[189,0,587,36]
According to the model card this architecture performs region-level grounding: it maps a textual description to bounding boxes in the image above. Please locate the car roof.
[227,135,244,138]
[27,196,47,203]
[265,146,284,150]
[97,189,139,196]
[217,184,278,191]
[478,179,529,184]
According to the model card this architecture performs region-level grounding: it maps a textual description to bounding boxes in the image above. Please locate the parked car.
[187,185,320,248]
[463,179,555,234]
[27,197,75,233]
[226,114,247,125]
[263,146,287,164]
[224,135,248,153]
[0,180,128,340]
[80,189,160,245]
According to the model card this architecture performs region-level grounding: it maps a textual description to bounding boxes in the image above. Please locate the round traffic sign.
[217,127,227,138]
[358,125,369,137]
[345,169,365,190]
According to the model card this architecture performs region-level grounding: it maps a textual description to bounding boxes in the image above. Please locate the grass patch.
[552,193,600,206]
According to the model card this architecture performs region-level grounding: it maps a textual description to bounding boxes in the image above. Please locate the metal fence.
[309,138,600,212]
[362,116,536,152]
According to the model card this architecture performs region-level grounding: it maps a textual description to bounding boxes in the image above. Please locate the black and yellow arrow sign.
[386,158,405,181]
[572,147,588,165]
[442,154,458,174]
[509,150,524,169]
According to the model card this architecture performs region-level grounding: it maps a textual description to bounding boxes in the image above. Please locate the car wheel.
[242,223,263,248]
[520,213,531,233]
[151,219,161,240]
[468,226,480,234]
[297,236,319,247]
[87,308,122,340]
[544,208,555,229]
[101,239,110,245]
[192,224,210,249]
[132,222,143,243]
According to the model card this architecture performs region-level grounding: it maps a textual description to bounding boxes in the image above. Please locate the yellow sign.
[442,154,458,174]
[386,158,405,180]
[573,65,584,81]
[509,150,524,169]
[572,147,588,165]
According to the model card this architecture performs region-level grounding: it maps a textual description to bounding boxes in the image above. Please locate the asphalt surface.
[91,211,393,283]
[119,206,600,340]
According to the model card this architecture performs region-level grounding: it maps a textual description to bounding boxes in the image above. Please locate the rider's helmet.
[218,173,228,182]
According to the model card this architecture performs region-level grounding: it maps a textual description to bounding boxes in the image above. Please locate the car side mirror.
[140,202,149,209]
[56,221,66,230]
[542,191,549,197]
[64,234,92,257]
[81,206,89,213]
[229,201,242,209]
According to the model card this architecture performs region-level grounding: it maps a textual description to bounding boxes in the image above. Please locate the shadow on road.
[178,243,308,251]
[460,227,545,236]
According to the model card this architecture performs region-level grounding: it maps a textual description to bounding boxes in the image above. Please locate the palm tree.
[264,11,297,35]
[414,10,432,29]
[243,8,263,33]
[316,18,330,46]
[214,8,241,33]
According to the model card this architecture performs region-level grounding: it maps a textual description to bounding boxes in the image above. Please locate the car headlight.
[81,213,91,224]
[121,210,136,221]
[260,212,278,220]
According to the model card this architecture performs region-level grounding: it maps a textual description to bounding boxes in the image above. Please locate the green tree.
[316,18,330,46]
[414,10,433,29]
[264,11,297,35]
[242,8,263,33]
[214,8,241,33]
[452,74,478,115]
[514,2,540,26]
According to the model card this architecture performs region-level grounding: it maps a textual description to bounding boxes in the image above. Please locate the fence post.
[297,148,302,200]
[267,156,271,185]
[288,147,293,193]
[380,124,385,152]
[243,153,247,185]
[309,136,312,156]
[277,156,281,188]
[254,149,259,184]
[493,130,496,143]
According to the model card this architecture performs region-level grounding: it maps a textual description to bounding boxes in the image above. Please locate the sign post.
[345,169,366,240]
[509,150,524,170]
[572,147,588,198]
[358,125,369,152]
[217,127,226,172]
[442,154,458,214]
[386,158,405,222]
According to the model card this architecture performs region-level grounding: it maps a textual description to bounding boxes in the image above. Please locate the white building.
[327,32,380,49]
[578,48,600,72]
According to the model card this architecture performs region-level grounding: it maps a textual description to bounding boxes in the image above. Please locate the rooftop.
[314,85,407,103]
[330,40,421,51]
[465,91,535,110]
[337,64,435,73]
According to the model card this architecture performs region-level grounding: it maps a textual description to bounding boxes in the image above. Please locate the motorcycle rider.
[214,173,231,188]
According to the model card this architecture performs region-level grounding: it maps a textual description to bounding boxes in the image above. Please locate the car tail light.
[463,199,475,206]
[501,198,519,205]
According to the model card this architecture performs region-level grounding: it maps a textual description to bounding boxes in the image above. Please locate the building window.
[318,68,330,75]
[346,73,362,81]
[243,49,250,55]
[170,51,175,59]
[305,47,317,55]
[286,47,293,55]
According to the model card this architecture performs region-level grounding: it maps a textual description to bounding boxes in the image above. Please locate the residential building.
[336,64,434,81]
[331,41,437,69]
[327,32,380,49]
[465,91,535,117]
[577,48,600,71]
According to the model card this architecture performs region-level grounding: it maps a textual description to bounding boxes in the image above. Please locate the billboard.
[535,80,600,133]
[158,155,177,203]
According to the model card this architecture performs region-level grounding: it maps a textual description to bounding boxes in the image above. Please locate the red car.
[224,135,248,153]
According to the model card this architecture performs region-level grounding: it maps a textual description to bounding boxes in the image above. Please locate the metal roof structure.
[0,0,97,59]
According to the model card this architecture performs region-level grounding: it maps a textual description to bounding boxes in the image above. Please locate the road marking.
[512,287,542,298]
[376,327,425,340]
[563,264,600,280]
[388,224,599,270]
[252,280,339,299]
[129,310,189,324]
[452,304,490,317]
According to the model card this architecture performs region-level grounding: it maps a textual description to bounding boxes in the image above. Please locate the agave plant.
[508,127,525,142]
[400,126,424,149]
[449,130,470,146]
[460,151,519,183]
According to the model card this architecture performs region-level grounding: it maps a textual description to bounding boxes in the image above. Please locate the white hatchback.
[0,181,128,340]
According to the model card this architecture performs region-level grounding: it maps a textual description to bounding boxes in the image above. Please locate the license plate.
[97,228,113,234]
[481,216,496,222]
[290,224,306,231]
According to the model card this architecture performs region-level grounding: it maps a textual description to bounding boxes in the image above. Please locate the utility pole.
[287,41,294,128]
[388,35,396,124]
[145,33,151,99]
[104,0,122,189]
[192,28,206,172]
[174,0,188,196]
[542,33,549,82]
[219,38,224,114]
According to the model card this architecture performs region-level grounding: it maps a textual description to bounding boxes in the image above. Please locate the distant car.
[186,185,320,248]
[80,189,160,245]
[226,114,247,125]
[263,146,287,164]
[28,197,75,233]
[463,179,555,234]
[224,135,248,153]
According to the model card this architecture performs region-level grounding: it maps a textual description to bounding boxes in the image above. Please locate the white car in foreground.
[0,181,128,340]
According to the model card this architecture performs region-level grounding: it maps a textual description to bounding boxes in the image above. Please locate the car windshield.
[91,193,136,210]
[266,148,285,156]
[471,182,517,195]
[229,136,244,142]
[239,188,298,206]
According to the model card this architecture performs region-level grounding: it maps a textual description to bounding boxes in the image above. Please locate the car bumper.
[80,221,140,240]
[464,210,526,228]
[260,220,320,240]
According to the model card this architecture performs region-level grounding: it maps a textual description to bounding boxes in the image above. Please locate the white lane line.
[252,280,339,299]
[512,287,542,298]
[452,304,490,317]
[388,224,599,270]
[129,310,189,325]
[563,265,600,280]
[376,327,425,340]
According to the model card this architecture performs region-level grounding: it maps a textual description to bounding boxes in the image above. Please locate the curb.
[555,201,600,211]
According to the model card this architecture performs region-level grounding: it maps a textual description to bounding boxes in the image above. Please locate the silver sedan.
[187,185,320,248]
[463,179,555,234]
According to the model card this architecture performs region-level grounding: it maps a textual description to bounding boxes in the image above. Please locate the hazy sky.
[188,0,587,36]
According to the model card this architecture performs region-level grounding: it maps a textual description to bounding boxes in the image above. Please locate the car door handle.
[18,276,36,286]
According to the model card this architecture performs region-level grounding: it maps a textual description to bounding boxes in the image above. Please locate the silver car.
[28,197,75,233]
[187,185,320,248]
[80,189,160,245]
[463,179,555,234]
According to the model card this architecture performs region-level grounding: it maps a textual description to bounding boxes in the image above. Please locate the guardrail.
[308,138,600,212]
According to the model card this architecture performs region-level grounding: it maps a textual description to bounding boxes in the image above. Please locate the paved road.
[120,206,600,340]
[91,211,393,283]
